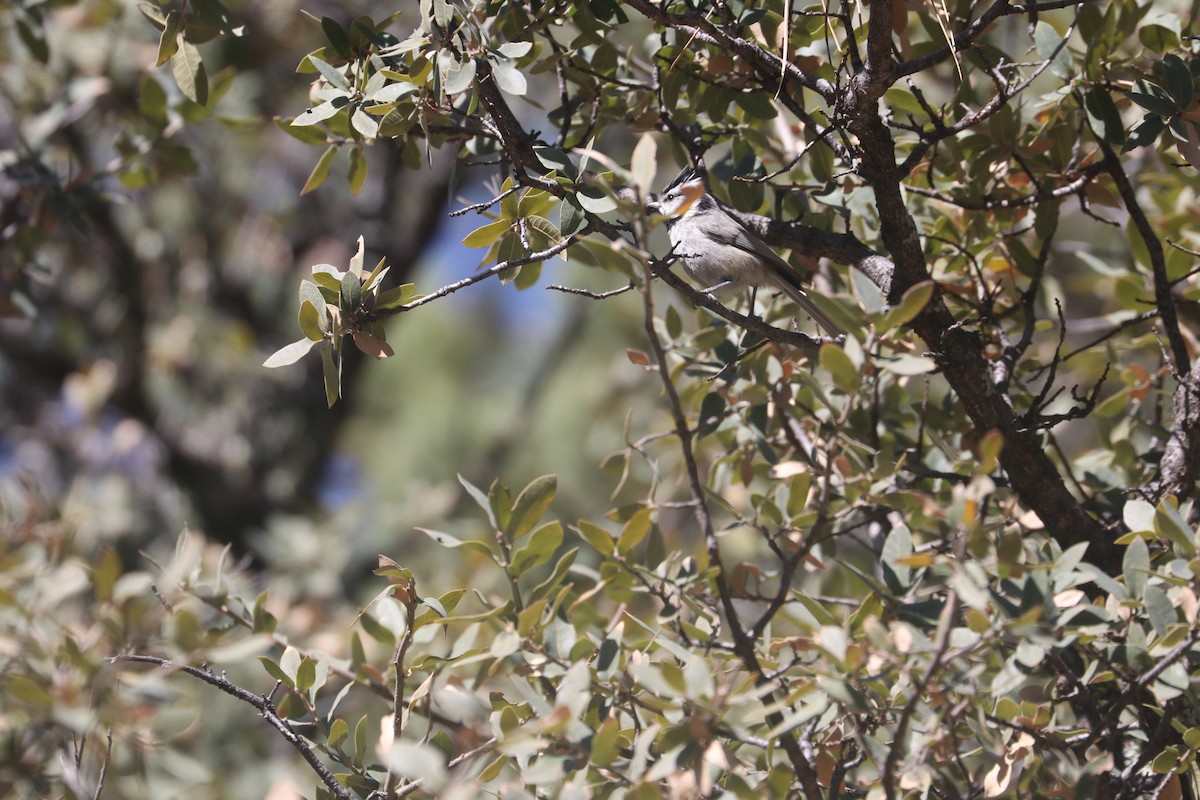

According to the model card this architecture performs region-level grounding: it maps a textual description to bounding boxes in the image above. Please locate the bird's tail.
[770,277,844,338]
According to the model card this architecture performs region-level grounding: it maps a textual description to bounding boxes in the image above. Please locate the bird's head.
[646,177,707,219]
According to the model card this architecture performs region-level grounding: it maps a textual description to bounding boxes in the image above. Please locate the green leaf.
[279,646,301,682]
[138,2,169,28]
[415,528,497,559]
[321,16,352,59]
[735,90,778,119]
[490,58,526,95]
[881,525,913,593]
[191,0,245,36]
[498,41,533,59]
[697,392,725,436]
[295,656,316,695]
[1127,81,1178,116]
[309,56,350,91]
[347,146,367,195]
[353,714,368,769]
[257,656,294,688]
[575,519,615,556]
[328,718,349,749]
[375,283,418,309]
[293,99,344,127]
[631,133,657,194]
[529,547,579,603]
[1123,535,1150,599]
[463,219,511,249]
[139,75,169,126]
[264,338,319,367]
[819,343,860,392]
[1123,114,1167,152]
[1138,10,1181,52]
[321,344,340,407]
[616,507,652,555]
[171,40,209,106]
[576,184,617,214]
[156,11,181,66]
[535,147,578,179]
[1154,501,1196,552]
[1033,21,1072,80]
[1163,54,1194,110]
[339,270,362,314]
[458,474,499,529]
[559,198,585,236]
[1084,87,1125,145]
[879,280,934,331]
[509,520,563,573]
[1152,662,1189,703]
[15,18,48,63]
[525,215,563,247]
[351,105,378,139]
[440,50,476,95]
[1123,499,1156,532]
[506,475,557,540]
[298,300,325,341]
[302,146,337,195]
[348,237,365,277]
[419,596,447,617]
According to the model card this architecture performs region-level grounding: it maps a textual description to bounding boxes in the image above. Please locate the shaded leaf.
[171,40,209,106]
[506,474,557,540]
[301,145,337,195]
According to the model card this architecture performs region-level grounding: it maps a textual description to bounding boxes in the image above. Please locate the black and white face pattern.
[648,178,708,222]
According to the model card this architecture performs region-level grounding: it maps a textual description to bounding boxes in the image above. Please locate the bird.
[645,168,844,338]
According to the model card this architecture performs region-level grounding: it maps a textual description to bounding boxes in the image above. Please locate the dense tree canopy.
[6,0,1200,798]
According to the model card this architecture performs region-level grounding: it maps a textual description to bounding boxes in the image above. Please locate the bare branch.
[1099,141,1190,373]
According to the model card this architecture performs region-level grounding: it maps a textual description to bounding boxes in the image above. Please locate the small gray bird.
[646,170,843,338]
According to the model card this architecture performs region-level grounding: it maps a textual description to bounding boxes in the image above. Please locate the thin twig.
[111,655,355,800]
[546,282,635,299]
[637,250,825,796]
[383,599,417,797]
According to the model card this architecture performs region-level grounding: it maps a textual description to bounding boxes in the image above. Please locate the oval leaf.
[264,338,319,368]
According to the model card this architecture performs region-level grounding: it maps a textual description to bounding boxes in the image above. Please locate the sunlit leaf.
[263,337,319,367]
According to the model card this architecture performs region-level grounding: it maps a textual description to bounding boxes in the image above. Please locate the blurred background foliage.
[0,2,658,795]
[0,0,653,566]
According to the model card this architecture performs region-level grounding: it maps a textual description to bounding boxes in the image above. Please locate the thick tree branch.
[729,210,896,296]
[1142,359,1200,504]
[839,0,1119,572]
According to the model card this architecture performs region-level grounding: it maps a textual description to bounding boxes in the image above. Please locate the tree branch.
[1099,142,1190,373]
[638,254,826,797]
[110,655,355,800]
[1142,359,1200,504]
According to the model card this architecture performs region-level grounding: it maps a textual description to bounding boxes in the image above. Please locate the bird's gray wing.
[705,206,845,337]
